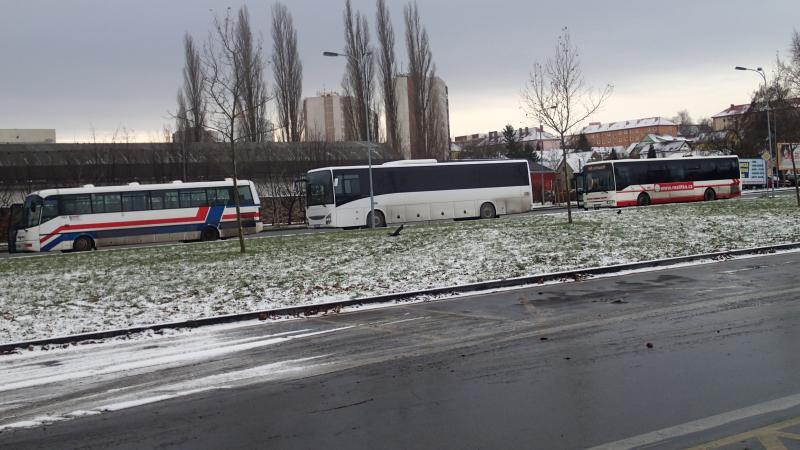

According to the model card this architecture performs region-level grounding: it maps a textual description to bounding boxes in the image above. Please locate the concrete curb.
[2,242,799,354]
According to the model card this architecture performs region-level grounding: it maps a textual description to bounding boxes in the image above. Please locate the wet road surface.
[1,251,800,448]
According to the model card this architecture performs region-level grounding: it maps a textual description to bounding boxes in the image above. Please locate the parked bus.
[13,180,262,252]
[306,159,533,228]
[581,156,741,209]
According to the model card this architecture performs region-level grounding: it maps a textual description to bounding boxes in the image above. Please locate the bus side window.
[700,161,718,181]
[207,187,232,206]
[122,192,150,212]
[180,189,208,208]
[151,191,165,210]
[335,174,361,196]
[669,164,685,182]
[40,197,59,224]
[164,191,180,209]
[684,162,701,182]
[61,195,92,215]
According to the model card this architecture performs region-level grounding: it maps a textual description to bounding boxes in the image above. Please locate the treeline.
[175,1,447,158]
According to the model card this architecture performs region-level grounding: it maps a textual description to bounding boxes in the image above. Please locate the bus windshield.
[22,195,43,228]
[585,165,615,193]
[307,170,334,206]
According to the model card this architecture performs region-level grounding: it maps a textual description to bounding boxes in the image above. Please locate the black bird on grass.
[388,224,404,237]
[617,209,622,215]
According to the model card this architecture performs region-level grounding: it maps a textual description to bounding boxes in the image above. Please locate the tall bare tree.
[522,27,612,223]
[203,7,268,253]
[404,2,444,159]
[376,0,399,152]
[271,3,303,142]
[175,92,190,179]
[180,34,207,143]
[779,30,800,95]
[342,0,375,142]
[235,6,270,143]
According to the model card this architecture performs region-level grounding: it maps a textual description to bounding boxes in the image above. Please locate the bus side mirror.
[333,178,339,187]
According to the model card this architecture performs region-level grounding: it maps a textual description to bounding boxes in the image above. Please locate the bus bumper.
[15,231,41,252]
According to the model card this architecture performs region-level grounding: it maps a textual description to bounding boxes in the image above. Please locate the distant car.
[784,174,799,187]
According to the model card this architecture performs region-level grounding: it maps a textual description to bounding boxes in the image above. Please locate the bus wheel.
[636,193,651,207]
[479,202,496,219]
[366,211,386,228]
[704,188,716,201]
[73,236,94,252]
[201,227,220,242]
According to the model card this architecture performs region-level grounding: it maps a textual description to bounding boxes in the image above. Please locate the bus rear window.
[237,186,254,205]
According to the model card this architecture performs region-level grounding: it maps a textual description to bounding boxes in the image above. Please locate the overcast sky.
[1,0,797,142]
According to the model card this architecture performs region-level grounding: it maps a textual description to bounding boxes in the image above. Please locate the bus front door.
[7,203,23,253]
[573,174,585,209]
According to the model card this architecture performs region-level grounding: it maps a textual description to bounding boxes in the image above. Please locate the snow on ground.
[1,197,799,343]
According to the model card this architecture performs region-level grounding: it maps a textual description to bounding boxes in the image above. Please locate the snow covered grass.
[1,196,799,343]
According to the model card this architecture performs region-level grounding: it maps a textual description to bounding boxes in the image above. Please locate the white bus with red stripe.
[581,156,741,209]
[14,180,262,252]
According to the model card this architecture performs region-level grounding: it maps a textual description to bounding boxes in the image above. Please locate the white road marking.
[588,392,800,450]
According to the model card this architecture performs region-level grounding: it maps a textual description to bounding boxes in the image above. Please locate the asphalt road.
[1,251,800,449]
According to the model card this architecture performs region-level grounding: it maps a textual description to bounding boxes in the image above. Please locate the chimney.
[730,104,735,110]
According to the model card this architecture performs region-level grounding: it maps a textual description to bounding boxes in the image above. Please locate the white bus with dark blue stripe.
[306,159,533,228]
[13,180,262,252]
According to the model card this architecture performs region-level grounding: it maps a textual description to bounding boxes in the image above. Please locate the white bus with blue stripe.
[13,179,262,252]
[306,159,533,228]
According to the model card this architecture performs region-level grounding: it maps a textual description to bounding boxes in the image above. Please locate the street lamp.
[324,50,376,228]
[735,66,774,196]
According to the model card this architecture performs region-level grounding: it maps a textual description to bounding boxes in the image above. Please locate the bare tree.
[235,6,270,143]
[376,0,399,152]
[522,27,612,223]
[779,30,800,95]
[180,34,207,143]
[271,3,303,142]
[342,0,375,142]
[203,7,268,253]
[175,92,190,179]
[404,2,445,159]
[672,109,692,126]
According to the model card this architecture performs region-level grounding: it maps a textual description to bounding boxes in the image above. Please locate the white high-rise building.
[394,75,450,159]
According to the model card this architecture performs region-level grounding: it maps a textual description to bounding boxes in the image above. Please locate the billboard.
[740,158,767,186]
[778,143,800,172]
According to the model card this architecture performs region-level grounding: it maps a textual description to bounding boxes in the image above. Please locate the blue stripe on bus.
[39,215,257,252]
[205,205,225,227]
[40,223,204,252]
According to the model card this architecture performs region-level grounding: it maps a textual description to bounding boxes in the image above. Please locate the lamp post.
[324,50,376,228]
[735,66,774,196]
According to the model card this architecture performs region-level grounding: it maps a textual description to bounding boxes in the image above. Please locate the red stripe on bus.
[616,181,739,194]
[222,212,259,220]
[39,207,209,244]
[617,192,740,207]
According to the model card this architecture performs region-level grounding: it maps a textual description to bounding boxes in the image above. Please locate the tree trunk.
[561,135,572,223]
[230,117,246,253]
